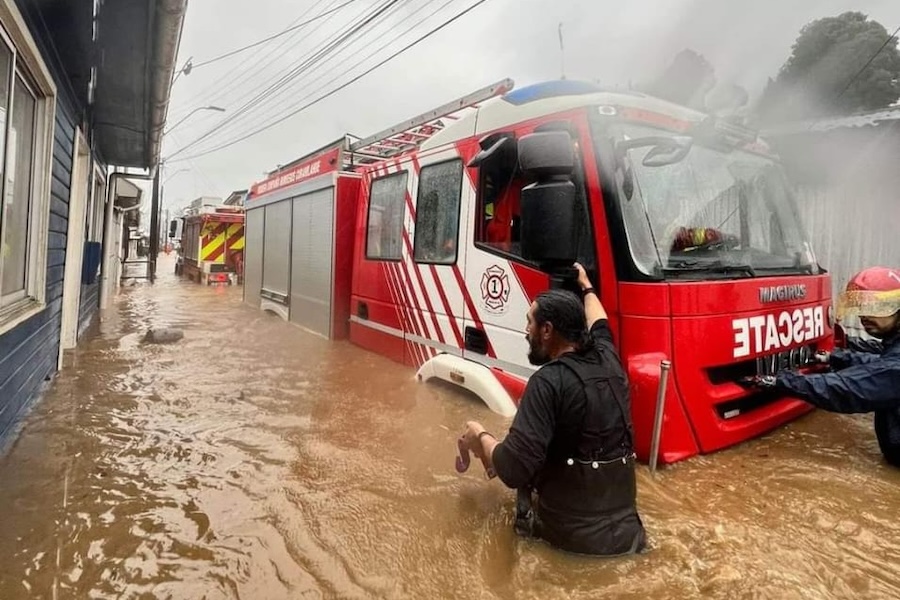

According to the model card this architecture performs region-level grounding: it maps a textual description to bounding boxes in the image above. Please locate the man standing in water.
[461,264,647,556]
[741,267,900,466]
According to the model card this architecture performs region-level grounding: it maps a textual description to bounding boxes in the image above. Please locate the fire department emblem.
[480,265,510,313]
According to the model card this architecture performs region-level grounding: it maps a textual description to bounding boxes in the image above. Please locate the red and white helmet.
[836,266,900,321]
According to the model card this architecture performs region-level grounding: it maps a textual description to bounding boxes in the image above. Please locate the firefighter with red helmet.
[742,267,900,466]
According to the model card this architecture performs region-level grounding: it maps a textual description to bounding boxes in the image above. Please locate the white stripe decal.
[392,156,463,349]
[371,158,424,366]
[401,242,436,342]
[350,315,461,356]
[395,263,429,366]
[383,159,436,365]
[398,163,442,344]
[350,316,534,379]
[381,262,415,363]
[398,249,433,343]
[388,262,422,365]
[393,262,428,366]
[385,159,435,346]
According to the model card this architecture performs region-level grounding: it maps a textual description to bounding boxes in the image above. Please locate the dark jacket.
[776,333,900,466]
[492,320,647,556]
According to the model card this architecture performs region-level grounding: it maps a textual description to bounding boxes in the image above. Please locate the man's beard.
[527,337,550,366]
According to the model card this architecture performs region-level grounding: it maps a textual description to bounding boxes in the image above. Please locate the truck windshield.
[613,123,818,279]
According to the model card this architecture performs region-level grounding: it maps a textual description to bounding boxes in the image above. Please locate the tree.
[757,12,900,123]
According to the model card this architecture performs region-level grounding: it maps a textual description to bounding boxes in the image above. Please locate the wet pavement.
[1,254,899,599]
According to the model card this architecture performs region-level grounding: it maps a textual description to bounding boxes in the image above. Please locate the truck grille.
[707,343,819,385]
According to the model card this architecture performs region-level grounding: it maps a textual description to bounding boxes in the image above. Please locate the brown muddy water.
[0,256,899,600]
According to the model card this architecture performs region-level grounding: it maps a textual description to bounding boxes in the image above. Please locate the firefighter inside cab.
[741,267,900,466]
[460,264,647,557]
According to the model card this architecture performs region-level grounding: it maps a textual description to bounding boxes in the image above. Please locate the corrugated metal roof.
[764,107,900,136]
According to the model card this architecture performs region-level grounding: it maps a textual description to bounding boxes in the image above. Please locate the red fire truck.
[175,205,246,285]
[243,79,834,465]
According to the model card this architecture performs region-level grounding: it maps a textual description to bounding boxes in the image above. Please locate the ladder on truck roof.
[346,78,514,167]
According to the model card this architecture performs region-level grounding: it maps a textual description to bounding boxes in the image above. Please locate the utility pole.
[558,23,566,80]
[149,163,160,282]
[151,104,224,283]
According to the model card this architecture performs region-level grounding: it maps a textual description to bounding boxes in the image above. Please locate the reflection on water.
[0,255,898,599]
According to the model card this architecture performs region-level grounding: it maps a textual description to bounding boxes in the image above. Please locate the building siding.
[0,41,77,446]
[770,121,900,336]
[772,123,900,295]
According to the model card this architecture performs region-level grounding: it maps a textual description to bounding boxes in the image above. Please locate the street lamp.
[164,105,226,136]
[163,168,189,185]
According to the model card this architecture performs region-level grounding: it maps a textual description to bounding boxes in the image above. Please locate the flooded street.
[0,256,898,600]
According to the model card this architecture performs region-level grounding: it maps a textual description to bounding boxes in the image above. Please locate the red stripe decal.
[398,250,431,345]
[403,159,470,349]
[203,223,228,247]
[390,263,422,365]
[394,224,431,343]
[380,263,403,331]
[404,188,417,221]
[456,141,479,190]
[415,147,495,358]
[452,142,498,357]
[452,265,495,357]
[509,262,548,303]
[384,162,429,364]
[397,186,447,344]
[395,261,426,346]
[401,230,446,345]
[225,227,243,250]
[384,263,418,364]
[205,244,226,263]
[402,156,467,350]
[430,265,465,348]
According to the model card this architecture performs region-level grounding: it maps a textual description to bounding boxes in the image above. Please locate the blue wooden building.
[0,0,185,447]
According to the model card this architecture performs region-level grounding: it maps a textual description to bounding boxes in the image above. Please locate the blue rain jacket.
[777,333,900,466]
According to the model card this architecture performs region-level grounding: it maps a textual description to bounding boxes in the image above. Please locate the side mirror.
[518,131,575,177]
[518,131,577,268]
[616,135,693,168]
[468,132,516,168]
[168,219,178,239]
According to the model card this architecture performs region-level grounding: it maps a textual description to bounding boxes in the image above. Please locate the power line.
[171,0,347,122]
[200,0,414,140]
[189,0,360,70]
[168,0,404,159]
[162,132,218,197]
[166,0,407,161]
[217,0,452,143]
[197,0,357,115]
[168,0,493,163]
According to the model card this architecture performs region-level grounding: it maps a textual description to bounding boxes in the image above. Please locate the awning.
[91,0,187,168]
[25,0,185,168]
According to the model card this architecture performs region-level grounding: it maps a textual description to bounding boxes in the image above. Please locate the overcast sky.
[154,0,900,214]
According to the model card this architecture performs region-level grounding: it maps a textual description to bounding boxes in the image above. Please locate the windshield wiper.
[752,264,814,275]
[662,259,757,278]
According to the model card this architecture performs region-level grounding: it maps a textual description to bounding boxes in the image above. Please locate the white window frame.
[89,165,107,242]
[0,0,58,335]
[365,171,408,262]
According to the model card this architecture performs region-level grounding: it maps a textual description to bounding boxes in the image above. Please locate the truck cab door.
[407,157,468,364]
[461,125,598,380]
